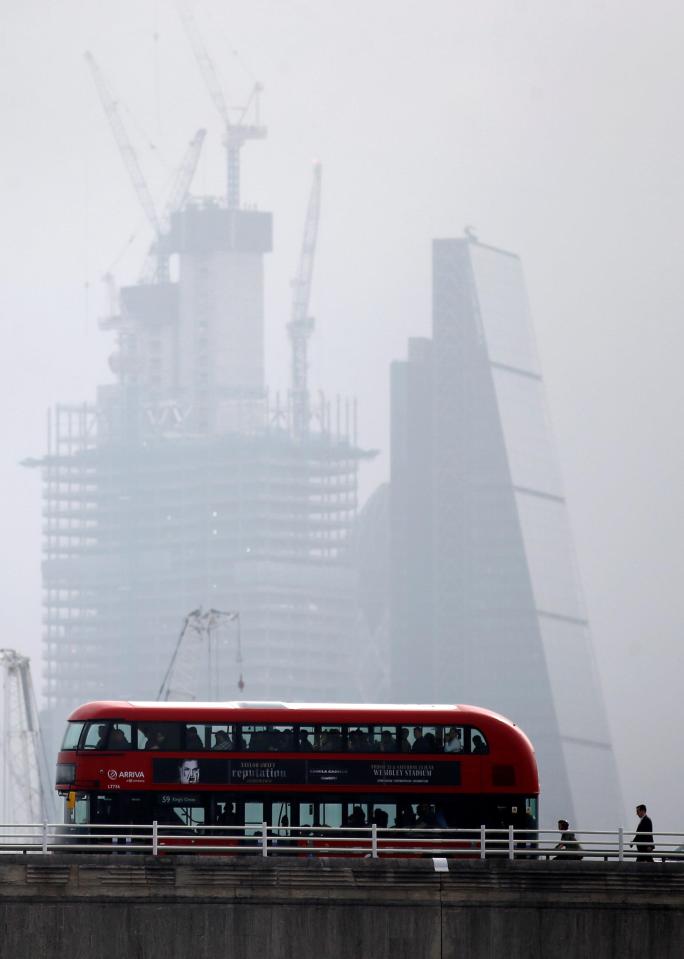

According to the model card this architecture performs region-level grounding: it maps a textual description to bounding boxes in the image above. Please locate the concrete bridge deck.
[1,855,682,958]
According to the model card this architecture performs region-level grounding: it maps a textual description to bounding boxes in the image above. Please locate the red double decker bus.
[56,701,538,846]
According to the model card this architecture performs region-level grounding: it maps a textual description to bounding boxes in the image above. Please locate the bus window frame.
[67,720,491,754]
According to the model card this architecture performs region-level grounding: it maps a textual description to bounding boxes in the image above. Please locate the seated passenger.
[217,802,238,827]
[298,729,313,751]
[399,728,411,753]
[411,726,427,752]
[322,729,343,751]
[471,734,487,754]
[350,729,371,752]
[379,730,397,753]
[110,728,130,749]
[185,726,204,751]
[95,724,108,749]
[348,805,366,827]
[145,729,167,750]
[444,727,463,753]
[372,809,389,829]
[212,729,233,751]
[415,802,437,829]
[418,731,438,753]
[395,804,417,828]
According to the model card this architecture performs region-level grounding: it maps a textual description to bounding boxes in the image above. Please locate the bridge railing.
[0,823,682,861]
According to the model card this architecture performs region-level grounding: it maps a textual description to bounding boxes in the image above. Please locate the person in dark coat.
[631,804,654,862]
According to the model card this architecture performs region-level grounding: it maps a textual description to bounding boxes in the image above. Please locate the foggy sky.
[1,0,683,830]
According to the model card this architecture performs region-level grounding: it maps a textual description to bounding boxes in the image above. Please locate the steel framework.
[0,650,54,824]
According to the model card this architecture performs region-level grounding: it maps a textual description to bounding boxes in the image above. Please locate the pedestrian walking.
[631,804,654,862]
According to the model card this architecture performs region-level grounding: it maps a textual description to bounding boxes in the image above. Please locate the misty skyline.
[2,1,683,829]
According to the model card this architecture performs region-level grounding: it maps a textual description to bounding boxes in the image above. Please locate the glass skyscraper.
[390,236,622,826]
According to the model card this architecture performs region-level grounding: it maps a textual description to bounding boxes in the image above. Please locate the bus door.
[153,793,207,837]
[273,800,297,830]
[291,800,344,853]
[65,792,140,848]
[239,799,271,841]
[64,791,90,827]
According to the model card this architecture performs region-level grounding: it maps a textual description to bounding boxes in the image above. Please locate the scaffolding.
[29,392,369,744]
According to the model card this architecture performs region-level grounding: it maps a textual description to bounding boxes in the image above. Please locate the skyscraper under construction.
[28,52,368,740]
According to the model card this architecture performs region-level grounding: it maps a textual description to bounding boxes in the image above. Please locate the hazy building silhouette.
[351,482,391,701]
[390,235,622,825]
[27,183,367,742]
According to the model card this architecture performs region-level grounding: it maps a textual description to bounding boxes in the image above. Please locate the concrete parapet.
[0,856,682,958]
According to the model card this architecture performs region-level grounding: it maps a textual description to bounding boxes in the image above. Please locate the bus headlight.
[56,763,75,785]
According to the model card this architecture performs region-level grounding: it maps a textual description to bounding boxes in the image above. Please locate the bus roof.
[67,700,521,730]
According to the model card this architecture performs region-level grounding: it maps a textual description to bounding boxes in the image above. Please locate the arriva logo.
[107,770,145,781]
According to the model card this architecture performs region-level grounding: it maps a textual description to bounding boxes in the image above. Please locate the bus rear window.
[61,722,85,750]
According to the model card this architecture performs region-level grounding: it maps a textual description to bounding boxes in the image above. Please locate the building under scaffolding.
[26,65,370,739]
[35,396,365,727]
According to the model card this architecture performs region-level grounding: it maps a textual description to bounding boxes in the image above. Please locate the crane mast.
[157,609,244,702]
[288,162,322,437]
[177,1,266,208]
[0,650,54,824]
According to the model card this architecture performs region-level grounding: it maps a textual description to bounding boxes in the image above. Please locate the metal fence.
[0,823,683,861]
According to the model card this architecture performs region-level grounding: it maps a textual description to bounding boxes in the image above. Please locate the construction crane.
[288,162,322,437]
[85,51,162,236]
[160,128,207,230]
[143,127,207,282]
[86,51,205,283]
[157,609,244,701]
[177,1,266,209]
[0,650,55,824]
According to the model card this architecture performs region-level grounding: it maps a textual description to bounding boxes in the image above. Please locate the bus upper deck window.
[82,721,111,749]
[371,726,399,753]
[470,728,488,754]
[82,721,132,749]
[347,726,372,752]
[205,724,234,751]
[109,723,132,748]
[409,726,444,753]
[61,721,85,750]
[444,726,465,753]
[241,725,295,751]
[137,722,182,751]
[317,727,344,751]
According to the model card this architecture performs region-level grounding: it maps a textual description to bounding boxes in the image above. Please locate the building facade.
[390,236,622,826]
